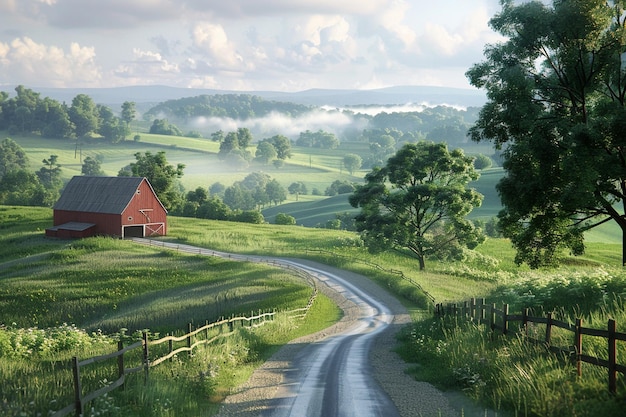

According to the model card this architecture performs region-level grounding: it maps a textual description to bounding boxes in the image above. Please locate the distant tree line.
[144,94,313,122]
[0,85,136,143]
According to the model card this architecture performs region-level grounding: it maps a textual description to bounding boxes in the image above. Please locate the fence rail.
[51,301,317,417]
[435,298,626,394]
[50,243,319,417]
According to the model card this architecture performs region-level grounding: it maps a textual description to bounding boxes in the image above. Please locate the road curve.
[262,261,401,417]
[131,238,465,417]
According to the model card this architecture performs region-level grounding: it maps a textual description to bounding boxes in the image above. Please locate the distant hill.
[0,85,486,109]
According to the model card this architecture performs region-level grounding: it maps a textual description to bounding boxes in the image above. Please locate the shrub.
[275,213,296,225]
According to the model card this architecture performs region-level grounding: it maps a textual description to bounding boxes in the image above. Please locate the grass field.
[9,130,624,243]
[0,205,342,416]
[7,132,363,192]
[1,204,626,416]
[3,128,626,415]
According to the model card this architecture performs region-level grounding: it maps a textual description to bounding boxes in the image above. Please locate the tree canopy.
[467,0,626,267]
[143,94,313,123]
[0,138,29,178]
[349,142,484,270]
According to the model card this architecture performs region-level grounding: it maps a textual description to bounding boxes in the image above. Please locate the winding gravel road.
[133,238,494,417]
[260,260,400,417]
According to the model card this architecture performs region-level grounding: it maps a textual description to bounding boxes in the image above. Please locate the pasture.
[3,127,626,415]
[0,206,341,416]
[12,131,622,243]
[1,204,625,415]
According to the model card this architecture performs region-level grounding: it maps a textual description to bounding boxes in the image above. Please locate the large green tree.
[266,134,292,160]
[254,141,277,165]
[81,156,105,176]
[69,94,99,138]
[120,101,136,129]
[0,169,49,206]
[37,154,62,190]
[0,138,29,178]
[467,0,626,267]
[343,153,362,175]
[349,142,484,270]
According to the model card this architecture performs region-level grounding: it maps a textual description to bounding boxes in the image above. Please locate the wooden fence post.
[142,331,149,383]
[187,323,193,357]
[545,312,553,349]
[480,298,486,323]
[575,318,582,377]
[609,319,617,394]
[117,340,125,390]
[522,308,529,337]
[168,333,173,362]
[72,356,83,417]
[490,303,496,332]
[470,298,476,321]
[503,304,509,335]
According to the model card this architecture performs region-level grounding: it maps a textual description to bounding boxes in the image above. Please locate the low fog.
[185,102,467,140]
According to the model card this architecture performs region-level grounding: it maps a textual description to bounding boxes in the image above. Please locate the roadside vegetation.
[0,206,340,416]
[1,204,625,416]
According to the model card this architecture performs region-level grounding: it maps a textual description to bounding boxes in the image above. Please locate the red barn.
[46,176,167,239]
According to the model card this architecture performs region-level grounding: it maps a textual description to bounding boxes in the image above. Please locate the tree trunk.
[418,256,425,271]
[623,227,626,267]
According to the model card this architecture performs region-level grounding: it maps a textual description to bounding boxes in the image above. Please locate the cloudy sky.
[0,0,506,92]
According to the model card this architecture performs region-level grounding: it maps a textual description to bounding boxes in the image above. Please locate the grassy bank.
[0,206,341,416]
[2,204,626,416]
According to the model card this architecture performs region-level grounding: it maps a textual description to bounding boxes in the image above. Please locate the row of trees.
[212,128,293,169]
[141,92,480,147]
[0,86,136,142]
[144,94,313,122]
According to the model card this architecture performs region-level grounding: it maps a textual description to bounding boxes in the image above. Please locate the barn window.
[128,216,133,221]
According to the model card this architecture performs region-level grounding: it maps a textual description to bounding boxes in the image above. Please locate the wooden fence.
[435,298,626,394]
[51,292,317,417]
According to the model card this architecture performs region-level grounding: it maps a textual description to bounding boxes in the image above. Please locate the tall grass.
[0,295,340,417]
[0,205,343,416]
[397,268,626,417]
[3,205,625,416]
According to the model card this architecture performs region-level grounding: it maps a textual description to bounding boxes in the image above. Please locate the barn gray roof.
[54,176,149,214]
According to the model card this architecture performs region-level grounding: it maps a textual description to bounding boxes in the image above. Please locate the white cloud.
[184,0,391,18]
[0,37,101,87]
[191,23,244,69]
[378,1,416,48]
[0,0,506,90]
[114,48,179,83]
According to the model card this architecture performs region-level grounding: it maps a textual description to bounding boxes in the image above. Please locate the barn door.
[145,223,164,236]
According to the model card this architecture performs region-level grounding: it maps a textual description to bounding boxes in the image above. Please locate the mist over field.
[322,102,469,115]
[175,101,477,141]
[188,108,364,139]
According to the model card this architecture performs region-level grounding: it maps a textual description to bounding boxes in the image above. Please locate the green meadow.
[1,204,626,416]
[2,131,626,416]
[7,132,361,194]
